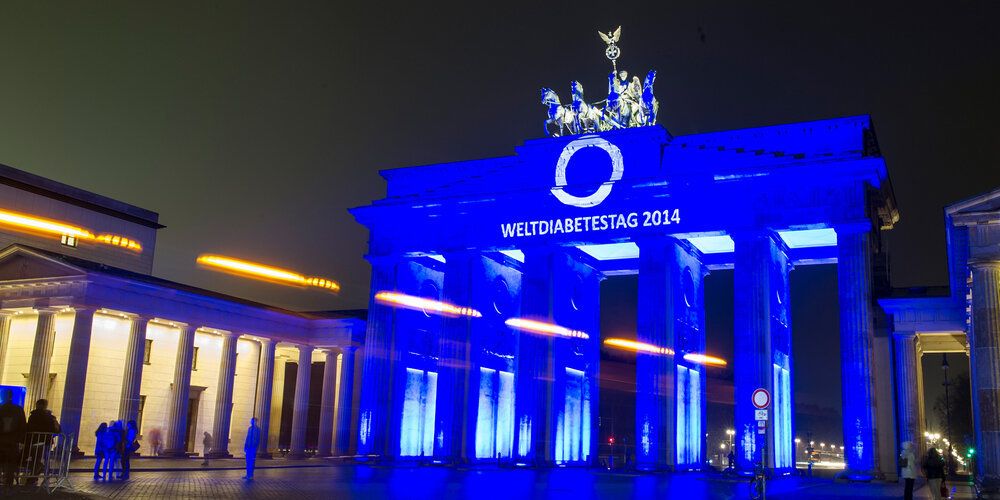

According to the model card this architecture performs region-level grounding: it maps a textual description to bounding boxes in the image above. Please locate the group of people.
[0,390,62,486]
[899,441,949,500]
[93,420,138,481]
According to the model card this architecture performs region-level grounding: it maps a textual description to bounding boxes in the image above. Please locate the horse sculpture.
[571,81,602,134]
[604,71,632,129]
[541,87,574,137]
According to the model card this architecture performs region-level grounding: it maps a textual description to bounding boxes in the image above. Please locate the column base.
[256,452,274,459]
[205,451,234,459]
[286,452,311,460]
[836,469,877,482]
[160,449,194,458]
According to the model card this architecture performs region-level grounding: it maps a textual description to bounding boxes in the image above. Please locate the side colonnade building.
[0,163,365,458]
[351,117,900,479]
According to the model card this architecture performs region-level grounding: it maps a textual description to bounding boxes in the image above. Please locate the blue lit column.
[733,232,793,472]
[357,257,398,458]
[838,228,879,479]
[635,238,679,470]
[513,248,557,465]
[334,346,357,456]
[435,251,479,463]
[970,261,1000,488]
[892,332,921,458]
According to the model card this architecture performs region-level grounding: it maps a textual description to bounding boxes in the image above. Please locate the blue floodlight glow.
[400,368,438,457]
[499,249,525,262]
[427,254,447,263]
[777,228,837,248]
[576,242,640,260]
[475,368,515,460]
[685,235,735,254]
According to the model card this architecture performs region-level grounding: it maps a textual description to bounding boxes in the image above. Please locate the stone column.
[635,238,679,470]
[892,332,920,457]
[316,349,338,457]
[0,313,12,379]
[162,325,196,457]
[513,248,558,465]
[118,316,149,423]
[357,258,397,457]
[25,310,58,410]
[436,251,478,463]
[838,229,879,479]
[970,262,1000,488]
[288,344,314,459]
[59,308,94,452]
[732,232,792,471]
[207,332,238,458]
[254,338,276,458]
[334,346,357,456]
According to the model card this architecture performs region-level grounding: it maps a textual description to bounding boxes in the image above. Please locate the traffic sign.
[754,409,768,421]
[752,388,771,409]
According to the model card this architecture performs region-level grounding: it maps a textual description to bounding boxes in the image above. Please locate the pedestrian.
[899,441,917,500]
[0,389,25,487]
[727,450,735,471]
[121,420,138,479]
[24,399,60,485]
[101,422,119,480]
[146,427,162,456]
[923,447,946,500]
[244,418,260,480]
[201,432,212,466]
[94,423,108,480]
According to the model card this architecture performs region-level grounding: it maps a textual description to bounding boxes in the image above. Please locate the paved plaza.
[9,464,982,499]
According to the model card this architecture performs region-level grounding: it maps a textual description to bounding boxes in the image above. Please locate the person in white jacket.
[900,441,917,500]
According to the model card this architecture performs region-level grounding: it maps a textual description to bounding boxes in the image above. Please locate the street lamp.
[726,428,735,450]
[942,354,954,475]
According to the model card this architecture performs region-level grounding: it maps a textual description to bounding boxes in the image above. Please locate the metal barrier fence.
[19,432,74,493]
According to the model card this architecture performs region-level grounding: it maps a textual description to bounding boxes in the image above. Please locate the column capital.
[968,258,1000,270]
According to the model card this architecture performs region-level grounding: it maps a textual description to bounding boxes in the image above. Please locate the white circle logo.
[550,135,624,208]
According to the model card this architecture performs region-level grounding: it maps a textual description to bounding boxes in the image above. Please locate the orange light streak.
[0,208,143,252]
[682,353,728,367]
[373,291,481,317]
[504,318,589,339]
[197,254,340,293]
[603,337,674,356]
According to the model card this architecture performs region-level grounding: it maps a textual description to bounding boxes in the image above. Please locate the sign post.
[751,388,771,500]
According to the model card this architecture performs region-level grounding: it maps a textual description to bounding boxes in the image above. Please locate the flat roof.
[0,163,163,229]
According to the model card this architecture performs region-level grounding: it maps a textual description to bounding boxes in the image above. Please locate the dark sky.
[1,1,998,315]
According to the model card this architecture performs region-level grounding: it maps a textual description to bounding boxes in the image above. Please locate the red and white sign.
[752,388,771,409]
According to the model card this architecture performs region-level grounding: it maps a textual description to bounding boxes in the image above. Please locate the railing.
[19,432,75,493]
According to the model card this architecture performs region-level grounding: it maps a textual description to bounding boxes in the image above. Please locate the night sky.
[1,3,997,434]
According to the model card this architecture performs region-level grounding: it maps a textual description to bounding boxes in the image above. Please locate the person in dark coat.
[243,418,260,480]
[24,399,60,485]
[0,390,25,487]
[121,421,138,479]
[923,447,946,500]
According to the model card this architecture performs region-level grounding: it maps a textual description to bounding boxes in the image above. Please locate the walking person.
[243,418,260,480]
[93,423,108,480]
[0,389,25,487]
[24,399,60,485]
[899,441,917,500]
[201,432,212,467]
[121,421,138,480]
[923,447,946,500]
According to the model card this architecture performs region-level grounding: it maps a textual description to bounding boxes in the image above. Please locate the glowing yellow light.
[0,208,95,240]
[96,234,142,252]
[682,353,728,367]
[505,318,589,339]
[197,254,341,293]
[603,337,674,355]
[374,291,481,318]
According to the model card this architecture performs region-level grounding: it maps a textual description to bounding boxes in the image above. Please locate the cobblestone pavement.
[56,466,985,500]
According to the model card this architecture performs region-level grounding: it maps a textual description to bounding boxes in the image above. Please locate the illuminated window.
[60,234,78,248]
[143,339,153,365]
[192,347,199,371]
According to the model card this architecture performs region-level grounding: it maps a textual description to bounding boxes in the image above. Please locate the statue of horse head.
[641,70,658,126]
[541,87,561,107]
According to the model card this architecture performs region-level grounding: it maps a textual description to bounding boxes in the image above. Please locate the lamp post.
[941,354,954,475]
